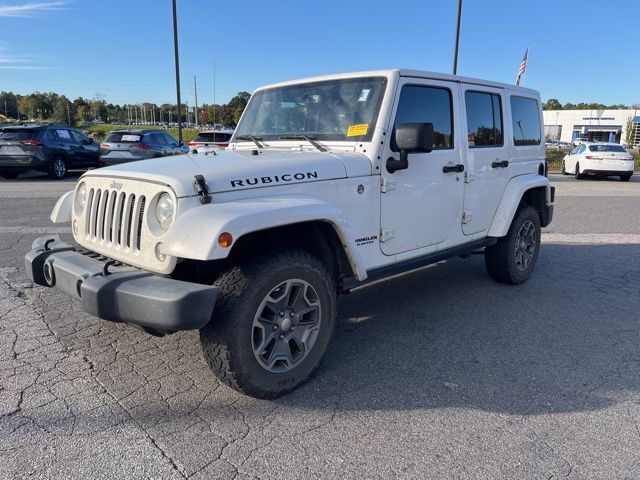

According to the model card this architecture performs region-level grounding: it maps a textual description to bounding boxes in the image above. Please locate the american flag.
[516,48,528,86]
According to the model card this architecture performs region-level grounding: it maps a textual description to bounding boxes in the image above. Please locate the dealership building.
[543,109,640,145]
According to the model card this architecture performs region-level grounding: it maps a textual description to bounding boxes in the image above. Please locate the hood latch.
[193,174,212,204]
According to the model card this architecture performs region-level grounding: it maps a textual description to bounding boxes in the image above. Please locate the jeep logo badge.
[110,180,123,191]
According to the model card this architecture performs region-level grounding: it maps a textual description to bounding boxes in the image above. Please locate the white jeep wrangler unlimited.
[25,69,554,398]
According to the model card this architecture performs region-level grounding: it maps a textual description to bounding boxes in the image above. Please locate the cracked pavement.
[1,173,640,479]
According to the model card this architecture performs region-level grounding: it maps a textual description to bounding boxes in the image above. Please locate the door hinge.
[380,229,395,242]
[462,211,472,224]
[464,171,473,183]
[381,178,396,193]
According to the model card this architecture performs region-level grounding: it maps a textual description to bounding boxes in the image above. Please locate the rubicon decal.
[230,171,318,188]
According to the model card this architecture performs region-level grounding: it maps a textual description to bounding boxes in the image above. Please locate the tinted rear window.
[105,132,143,143]
[0,129,35,140]
[193,132,232,142]
[588,144,626,153]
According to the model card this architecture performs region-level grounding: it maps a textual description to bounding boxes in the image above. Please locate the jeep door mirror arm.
[386,123,434,174]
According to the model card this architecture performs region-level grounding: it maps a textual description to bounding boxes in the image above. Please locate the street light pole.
[172,0,183,142]
[452,0,463,75]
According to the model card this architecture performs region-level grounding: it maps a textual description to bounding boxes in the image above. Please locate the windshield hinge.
[193,174,212,204]
[381,178,396,193]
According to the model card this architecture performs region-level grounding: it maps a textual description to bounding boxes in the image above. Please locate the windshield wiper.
[279,135,327,152]
[235,135,264,149]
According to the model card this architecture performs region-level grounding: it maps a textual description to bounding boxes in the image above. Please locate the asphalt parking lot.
[1,172,639,479]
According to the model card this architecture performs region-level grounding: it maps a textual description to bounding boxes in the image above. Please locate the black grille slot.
[126,194,136,249]
[136,196,146,251]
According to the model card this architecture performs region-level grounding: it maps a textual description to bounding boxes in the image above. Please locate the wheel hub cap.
[252,279,321,373]
[514,220,536,271]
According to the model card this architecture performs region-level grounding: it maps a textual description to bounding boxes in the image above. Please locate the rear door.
[53,128,75,163]
[460,85,509,235]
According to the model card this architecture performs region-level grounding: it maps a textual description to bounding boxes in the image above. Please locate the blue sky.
[1,0,638,106]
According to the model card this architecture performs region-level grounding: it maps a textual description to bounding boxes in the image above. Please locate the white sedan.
[562,142,635,181]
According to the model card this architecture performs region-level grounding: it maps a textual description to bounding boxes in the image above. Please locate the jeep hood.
[85,149,371,197]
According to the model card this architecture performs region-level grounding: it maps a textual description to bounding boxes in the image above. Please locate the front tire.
[485,205,541,285]
[574,162,584,180]
[200,249,337,399]
[561,160,568,175]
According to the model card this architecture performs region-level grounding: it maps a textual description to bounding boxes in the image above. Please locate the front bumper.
[24,236,217,335]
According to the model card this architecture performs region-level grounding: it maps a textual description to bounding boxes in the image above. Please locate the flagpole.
[522,46,529,86]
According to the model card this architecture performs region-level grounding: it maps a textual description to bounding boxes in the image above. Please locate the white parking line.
[543,233,640,244]
[0,226,69,234]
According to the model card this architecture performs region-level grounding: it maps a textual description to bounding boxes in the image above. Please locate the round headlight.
[76,183,87,213]
[156,193,175,231]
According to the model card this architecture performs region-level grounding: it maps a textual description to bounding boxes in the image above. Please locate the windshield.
[588,144,627,153]
[234,77,387,142]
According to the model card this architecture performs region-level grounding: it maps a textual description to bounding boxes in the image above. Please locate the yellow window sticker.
[347,124,369,137]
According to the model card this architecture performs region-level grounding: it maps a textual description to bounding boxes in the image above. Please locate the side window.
[55,129,72,142]
[392,85,453,150]
[69,130,88,143]
[164,133,177,145]
[46,130,58,141]
[510,96,541,146]
[577,144,586,154]
[465,91,503,147]
[150,133,165,145]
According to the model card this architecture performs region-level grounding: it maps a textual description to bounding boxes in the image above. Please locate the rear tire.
[200,249,337,399]
[485,205,541,285]
[620,174,632,182]
[48,156,67,179]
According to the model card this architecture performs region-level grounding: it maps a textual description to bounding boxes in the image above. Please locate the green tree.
[51,97,72,124]
[543,98,562,110]
[624,117,636,146]
[76,105,92,122]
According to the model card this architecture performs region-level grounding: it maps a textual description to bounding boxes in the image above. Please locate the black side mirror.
[387,123,434,173]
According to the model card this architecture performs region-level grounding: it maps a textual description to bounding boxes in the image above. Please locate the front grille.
[85,188,146,252]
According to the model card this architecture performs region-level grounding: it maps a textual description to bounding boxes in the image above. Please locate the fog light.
[218,232,233,248]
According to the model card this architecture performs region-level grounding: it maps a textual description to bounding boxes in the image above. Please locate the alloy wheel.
[251,279,321,373]
[514,220,536,271]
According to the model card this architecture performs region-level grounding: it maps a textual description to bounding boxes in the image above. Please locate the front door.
[380,79,464,256]
[460,85,509,235]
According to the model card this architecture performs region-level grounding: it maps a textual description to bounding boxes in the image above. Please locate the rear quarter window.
[510,96,541,146]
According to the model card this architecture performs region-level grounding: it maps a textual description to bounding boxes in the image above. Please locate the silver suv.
[99,129,188,165]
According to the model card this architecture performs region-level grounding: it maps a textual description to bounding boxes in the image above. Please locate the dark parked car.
[99,129,188,165]
[0,124,100,179]
[188,129,234,153]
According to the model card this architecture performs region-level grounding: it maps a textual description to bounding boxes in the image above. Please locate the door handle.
[491,160,509,168]
[442,164,464,173]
